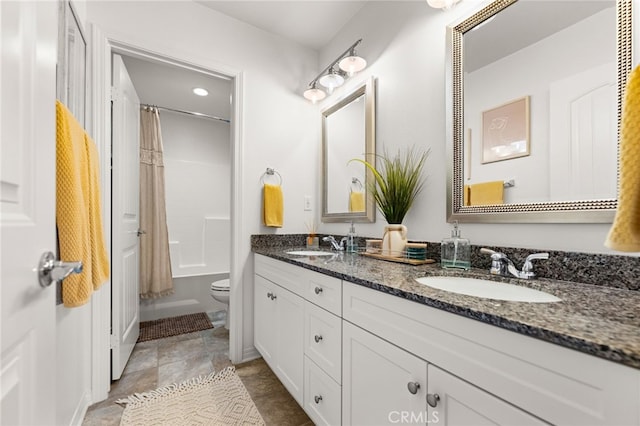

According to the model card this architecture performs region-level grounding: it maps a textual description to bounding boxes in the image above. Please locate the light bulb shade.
[427,0,461,9]
[339,55,367,75]
[304,86,326,103]
[318,71,345,91]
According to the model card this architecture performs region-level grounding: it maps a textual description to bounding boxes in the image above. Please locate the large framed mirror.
[322,77,376,223]
[446,0,631,223]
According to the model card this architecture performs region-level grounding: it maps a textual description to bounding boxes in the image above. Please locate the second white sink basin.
[415,276,561,303]
[286,250,334,256]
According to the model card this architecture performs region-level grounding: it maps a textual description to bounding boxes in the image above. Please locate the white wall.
[317,1,632,255]
[86,0,319,363]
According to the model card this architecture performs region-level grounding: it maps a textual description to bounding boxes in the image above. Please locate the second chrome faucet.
[480,248,549,279]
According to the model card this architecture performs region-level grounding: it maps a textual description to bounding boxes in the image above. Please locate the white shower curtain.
[139,106,174,298]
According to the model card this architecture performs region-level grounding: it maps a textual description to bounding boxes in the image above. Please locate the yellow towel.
[56,101,110,307]
[468,181,504,205]
[349,192,365,212]
[606,65,640,251]
[263,183,283,227]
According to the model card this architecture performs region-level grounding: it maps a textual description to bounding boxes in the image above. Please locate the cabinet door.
[254,275,277,365]
[427,365,547,426]
[274,283,305,405]
[343,321,427,426]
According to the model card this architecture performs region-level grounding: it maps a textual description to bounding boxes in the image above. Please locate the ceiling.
[195,1,367,50]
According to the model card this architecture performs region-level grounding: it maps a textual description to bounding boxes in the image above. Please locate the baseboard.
[242,346,260,363]
[69,390,92,426]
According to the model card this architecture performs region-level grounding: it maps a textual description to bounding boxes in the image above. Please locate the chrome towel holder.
[261,168,282,186]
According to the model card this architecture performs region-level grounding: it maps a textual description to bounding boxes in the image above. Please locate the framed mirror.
[322,77,376,223]
[446,0,631,223]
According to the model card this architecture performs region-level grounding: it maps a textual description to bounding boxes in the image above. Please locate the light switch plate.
[304,195,312,211]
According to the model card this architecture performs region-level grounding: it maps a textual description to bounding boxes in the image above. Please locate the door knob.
[137,229,146,237]
[38,251,83,287]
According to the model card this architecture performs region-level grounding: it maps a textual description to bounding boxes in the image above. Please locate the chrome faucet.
[480,248,549,279]
[323,235,347,251]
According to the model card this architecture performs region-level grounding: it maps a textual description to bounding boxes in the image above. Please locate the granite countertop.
[253,246,640,370]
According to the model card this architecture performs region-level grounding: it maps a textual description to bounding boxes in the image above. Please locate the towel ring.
[350,177,363,193]
[261,168,282,186]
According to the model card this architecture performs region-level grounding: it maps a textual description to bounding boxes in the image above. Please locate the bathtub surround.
[139,106,174,299]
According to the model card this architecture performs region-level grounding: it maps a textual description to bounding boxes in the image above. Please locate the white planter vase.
[382,224,407,257]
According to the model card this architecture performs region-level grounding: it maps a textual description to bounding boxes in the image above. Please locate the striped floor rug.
[138,312,213,342]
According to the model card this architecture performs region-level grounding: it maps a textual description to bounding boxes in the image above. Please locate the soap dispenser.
[441,221,470,270]
[346,221,358,253]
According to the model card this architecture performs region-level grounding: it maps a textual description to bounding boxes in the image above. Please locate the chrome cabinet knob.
[266,292,273,299]
[427,393,440,407]
[407,382,420,395]
[314,335,323,343]
[314,286,323,295]
[38,251,83,288]
[314,395,323,404]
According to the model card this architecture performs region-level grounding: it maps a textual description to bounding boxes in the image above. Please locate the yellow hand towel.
[606,65,640,251]
[56,100,110,307]
[349,191,365,212]
[469,181,504,205]
[263,183,283,227]
[85,133,110,290]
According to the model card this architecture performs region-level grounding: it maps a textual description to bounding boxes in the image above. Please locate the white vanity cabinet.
[343,321,427,425]
[254,254,343,424]
[254,255,640,426]
[343,280,640,426]
[253,273,304,404]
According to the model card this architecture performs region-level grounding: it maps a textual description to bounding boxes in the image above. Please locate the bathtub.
[139,272,229,322]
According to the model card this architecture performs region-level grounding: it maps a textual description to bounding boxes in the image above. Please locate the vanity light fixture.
[303,39,367,102]
[303,82,327,104]
[192,87,209,96]
[427,0,462,9]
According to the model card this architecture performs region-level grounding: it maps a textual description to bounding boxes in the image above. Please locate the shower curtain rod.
[141,103,230,124]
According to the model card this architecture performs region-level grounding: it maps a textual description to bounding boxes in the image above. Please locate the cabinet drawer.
[254,254,305,296]
[304,271,342,316]
[304,301,342,383]
[304,357,341,426]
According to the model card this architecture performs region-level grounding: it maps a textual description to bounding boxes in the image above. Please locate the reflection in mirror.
[322,77,376,223]
[447,0,631,223]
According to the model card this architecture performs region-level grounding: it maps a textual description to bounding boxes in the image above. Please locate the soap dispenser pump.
[441,221,471,270]
[346,221,358,253]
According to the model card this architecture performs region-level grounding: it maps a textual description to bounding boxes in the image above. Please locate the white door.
[427,365,547,426]
[111,54,141,380]
[274,284,304,405]
[0,1,58,424]
[254,275,277,365]
[343,321,427,426]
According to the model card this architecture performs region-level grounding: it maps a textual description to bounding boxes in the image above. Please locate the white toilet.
[210,278,230,329]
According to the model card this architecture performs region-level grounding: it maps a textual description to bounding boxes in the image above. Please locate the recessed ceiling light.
[193,87,209,96]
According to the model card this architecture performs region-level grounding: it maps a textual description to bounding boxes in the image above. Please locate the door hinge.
[110,334,119,349]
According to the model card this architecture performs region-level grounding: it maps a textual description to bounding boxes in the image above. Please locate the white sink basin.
[286,250,334,256]
[415,276,561,303]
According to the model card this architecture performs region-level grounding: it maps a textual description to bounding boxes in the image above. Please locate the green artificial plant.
[351,146,429,224]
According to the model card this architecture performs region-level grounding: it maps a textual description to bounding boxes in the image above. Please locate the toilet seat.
[211,279,230,292]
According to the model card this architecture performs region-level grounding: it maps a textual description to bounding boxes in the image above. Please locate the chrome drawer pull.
[314,286,323,295]
[314,335,323,343]
[314,395,323,404]
[427,393,440,407]
[407,382,420,395]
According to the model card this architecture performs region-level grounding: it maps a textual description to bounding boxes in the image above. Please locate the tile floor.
[82,326,311,425]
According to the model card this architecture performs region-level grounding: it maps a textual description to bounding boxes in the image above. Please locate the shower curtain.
[139,106,174,298]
